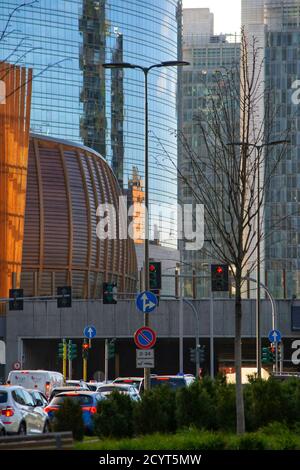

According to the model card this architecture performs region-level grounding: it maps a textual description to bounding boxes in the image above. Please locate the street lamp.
[103,60,189,390]
[228,140,289,378]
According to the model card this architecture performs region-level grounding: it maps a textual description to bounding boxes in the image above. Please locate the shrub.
[215,382,236,431]
[134,385,176,435]
[176,379,216,430]
[244,378,286,431]
[52,398,84,441]
[235,433,267,450]
[94,391,134,439]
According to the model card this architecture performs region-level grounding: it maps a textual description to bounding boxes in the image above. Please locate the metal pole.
[63,339,67,379]
[183,299,200,378]
[179,268,184,374]
[68,340,72,380]
[144,68,151,391]
[210,290,214,378]
[105,339,108,383]
[83,358,87,382]
[256,146,262,378]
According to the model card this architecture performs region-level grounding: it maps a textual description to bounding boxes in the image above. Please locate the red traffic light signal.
[82,343,89,350]
[149,264,156,272]
[211,264,229,291]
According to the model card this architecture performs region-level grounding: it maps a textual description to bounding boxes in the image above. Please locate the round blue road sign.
[134,326,157,349]
[268,329,281,343]
[84,325,97,339]
[136,291,158,313]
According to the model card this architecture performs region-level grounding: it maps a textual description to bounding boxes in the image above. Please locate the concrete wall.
[4,298,300,375]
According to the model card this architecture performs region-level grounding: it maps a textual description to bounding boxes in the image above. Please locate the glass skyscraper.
[243,0,300,298]
[180,8,240,297]
[0,0,181,246]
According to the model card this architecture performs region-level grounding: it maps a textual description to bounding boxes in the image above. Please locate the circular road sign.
[12,361,21,370]
[84,325,97,339]
[268,329,282,343]
[136,291,158,313]
[134,326,157,350]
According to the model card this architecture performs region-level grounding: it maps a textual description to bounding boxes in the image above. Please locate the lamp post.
[228,140,289,378]
[103,60,189,390]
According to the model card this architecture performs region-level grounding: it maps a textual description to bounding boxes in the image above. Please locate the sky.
[182,0,241,35]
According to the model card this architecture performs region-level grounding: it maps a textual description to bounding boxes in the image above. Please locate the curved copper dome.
[21,134,137,298]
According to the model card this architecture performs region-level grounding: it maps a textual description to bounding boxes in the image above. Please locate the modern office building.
[180,8,240,296]
[0,0,181,247]
[242,0,300,297]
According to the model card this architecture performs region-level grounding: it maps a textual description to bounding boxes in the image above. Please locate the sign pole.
[83,357,87,382]
[105,339,108,383]
[68,340,72,380]
[63,339,67,379]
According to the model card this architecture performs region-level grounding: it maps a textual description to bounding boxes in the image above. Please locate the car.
[96,383,141,401]
[139,375,188,392]
[7,370,64,400]
[0,385,50,435]
[28,389,48,407]
[49,386,87,401]
[86,381,105,391]
[113,377,144,390]
[45,391,104,434]
[66,380,89,390]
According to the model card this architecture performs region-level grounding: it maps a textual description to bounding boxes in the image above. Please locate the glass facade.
[180,32,240,297]
[0,0,180,246]
[265,27,300,297]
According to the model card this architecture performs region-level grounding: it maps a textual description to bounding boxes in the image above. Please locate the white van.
[7,370,65,399]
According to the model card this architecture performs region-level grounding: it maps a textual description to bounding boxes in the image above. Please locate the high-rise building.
[0,0,181,247]
[180,8,240,296]
[242,0,300,297]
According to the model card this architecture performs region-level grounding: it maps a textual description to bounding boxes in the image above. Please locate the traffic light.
[57,286,72,308]
[58,340,67,360]
[68,341,77,361]
[269,344,276,364]
[149,262,162,290]
[9,289,23,311]
[198,345,205,364]
[82,339,89,359]
[262,346,270,364]
[211,264,229,292]
[103,283,117,304]
[190,347,196,363]
[108,339,116,359]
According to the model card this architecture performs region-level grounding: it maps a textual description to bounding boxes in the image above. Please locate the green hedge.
[52,398,84,441]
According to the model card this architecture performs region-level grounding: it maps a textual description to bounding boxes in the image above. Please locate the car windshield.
[150,377,186,389]
[51,394,93,406]
[98,386,129,393]
[0,391,8,403]
[114,379,141,388]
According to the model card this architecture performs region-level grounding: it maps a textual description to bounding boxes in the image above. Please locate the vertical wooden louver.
[0,63,32,306]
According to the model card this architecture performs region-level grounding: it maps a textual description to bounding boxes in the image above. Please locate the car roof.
[98,383,134,389]
[55,390,100,396]
[0,385,27,391]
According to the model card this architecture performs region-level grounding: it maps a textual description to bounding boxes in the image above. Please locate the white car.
[96,383,141,401]
[66,380,89,390]
[0,386,50,435]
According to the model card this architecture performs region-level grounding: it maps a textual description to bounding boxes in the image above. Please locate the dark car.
[139,375,188,393]
[45,391,104,434]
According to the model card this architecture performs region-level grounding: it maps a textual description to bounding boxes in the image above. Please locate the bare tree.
[165,30,289,434]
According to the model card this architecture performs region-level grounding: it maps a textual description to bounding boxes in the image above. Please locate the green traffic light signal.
[108,339,116,359]
[103,283,117,304]
[68,341,77,360]
[58,340,67,360]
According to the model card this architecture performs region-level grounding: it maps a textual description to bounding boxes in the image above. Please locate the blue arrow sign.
[136,291,158,313]
[84,325,96,339]
[268,329,281,343]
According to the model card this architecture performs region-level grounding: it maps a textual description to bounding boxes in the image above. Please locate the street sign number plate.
[136,349,154,360]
